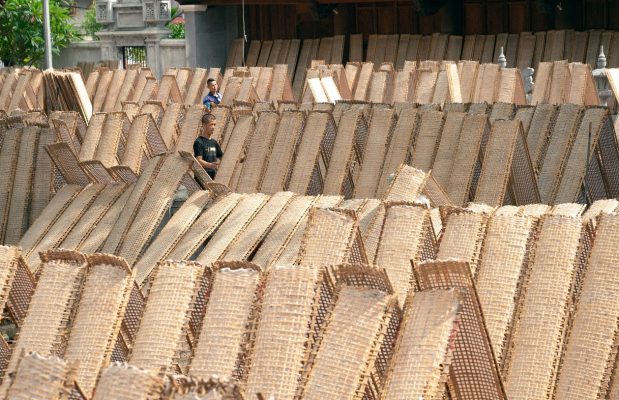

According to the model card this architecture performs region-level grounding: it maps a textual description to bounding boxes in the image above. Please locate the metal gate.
[122,46,147,68]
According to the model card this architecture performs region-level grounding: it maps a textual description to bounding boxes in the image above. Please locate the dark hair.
[207,78,216,85]
[201,113,216,124]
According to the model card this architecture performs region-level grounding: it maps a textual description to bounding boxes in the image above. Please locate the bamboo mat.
[553,213,619,399]
[503,214,582,400]
[166,193,241,262]
[64,254,133,396]
[117,153,192,265]
[173,104,202,153]
[526,104,557,170]
[25,184,104,269]
[381,289,462,400]
[100,156,164,255]
[374,203,429,305]
[92,363,163,400]
[438,209,490,277]
[28,128,54,226]
[224,191,294,261]
[134,190,210,284]
[94,112,129,168]
[245,264,324,399]
[235,112,279,193]
[275,196,342,266]
[474,211,536,371]
[46,142,91,186]
[415,260,506,400]
[474,120,520,206]
[382,165,427,203]
[537,104,582,203]
[411,110,445,173]
[59,183,126,251]
[17,184,82,264]
[287,112,332,195]
[0,128,22,244]
[102,69,126,112]
[414,69,438,104]
[251,195,315,268]
[120,114,152,173]
[157,103,183,149]
[196,194,269,265]
[92,70,112,113]
[4,353,74,400]
[75,185,127,253]
[3,251,87,381]
[130,260,204,374]
[354,63,374,101]
[0,246,20,316]
[299,265,395,400]
[214,115,254,187]
[555,107,606,203]
[431,111,465,191]
[188,262,260,381]
[354,108,395,198]
[297,208,357,267]
[323,108,366,196]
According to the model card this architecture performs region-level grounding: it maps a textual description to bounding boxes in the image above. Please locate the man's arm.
[196,155,217,170]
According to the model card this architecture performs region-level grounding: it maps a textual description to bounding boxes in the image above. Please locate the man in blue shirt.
[202,78,223,111]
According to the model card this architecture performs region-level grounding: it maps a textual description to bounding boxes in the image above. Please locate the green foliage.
[166,6,185,39]
[0,0,81,67]
[167,21,185,39]
[82,4,102,39]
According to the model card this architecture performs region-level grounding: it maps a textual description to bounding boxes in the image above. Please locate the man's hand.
[205,162,219,170]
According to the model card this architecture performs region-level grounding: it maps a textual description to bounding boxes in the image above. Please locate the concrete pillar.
[183,5,240,69]
[100,40,117,62]
[183,4,208,68]
[145,37,161,77]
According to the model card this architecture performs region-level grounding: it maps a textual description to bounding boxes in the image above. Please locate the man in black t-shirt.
[193,113,224,179]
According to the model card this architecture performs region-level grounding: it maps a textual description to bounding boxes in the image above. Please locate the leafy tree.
[166,7,185,39]
[82,4,102,39]
[0,0,81,67]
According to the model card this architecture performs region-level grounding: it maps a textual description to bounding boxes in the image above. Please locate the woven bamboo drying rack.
[259,111,305,195]
[438,208,491,277]
[131,261,205,375]
[101,155,164,255]
[102,69,127,112]
[537,104,583,203]
[64,254,134,397]
[166,193,241,262]
[235,112,279,193]
[474,210,537,371]
[134,190,211,285]
[26,184,104,270]
[0,246,22,326]
[215,114,255,188]
[196,194,269,265]
[3,250,87,385]
[354,108,395,198]
[4,352,76,400]
[374,202,432,305]
[78,183,133,254]
[380,289,463,400]
[431,111,465,191]
[383,164,428,202]
[46,143,91,186]
[117,153,192,265]
[296,207,359,267]
[17,184,82,265]
[244,264,332,399]
[415,259,506,400]
[0,128,22,243]
[158,103,184,149]
[376,107,419,197]
[60,183,126,251]
[92,363,163,400]
[224,191,295,261]
[189,261,262,381]
[552,213,619,399]
[298,264,396,400]
[503,214,582,400]
[78,113,106,161]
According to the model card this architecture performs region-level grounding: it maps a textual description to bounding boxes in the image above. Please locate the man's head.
[201,113,217,138]
[207,78,218,95]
